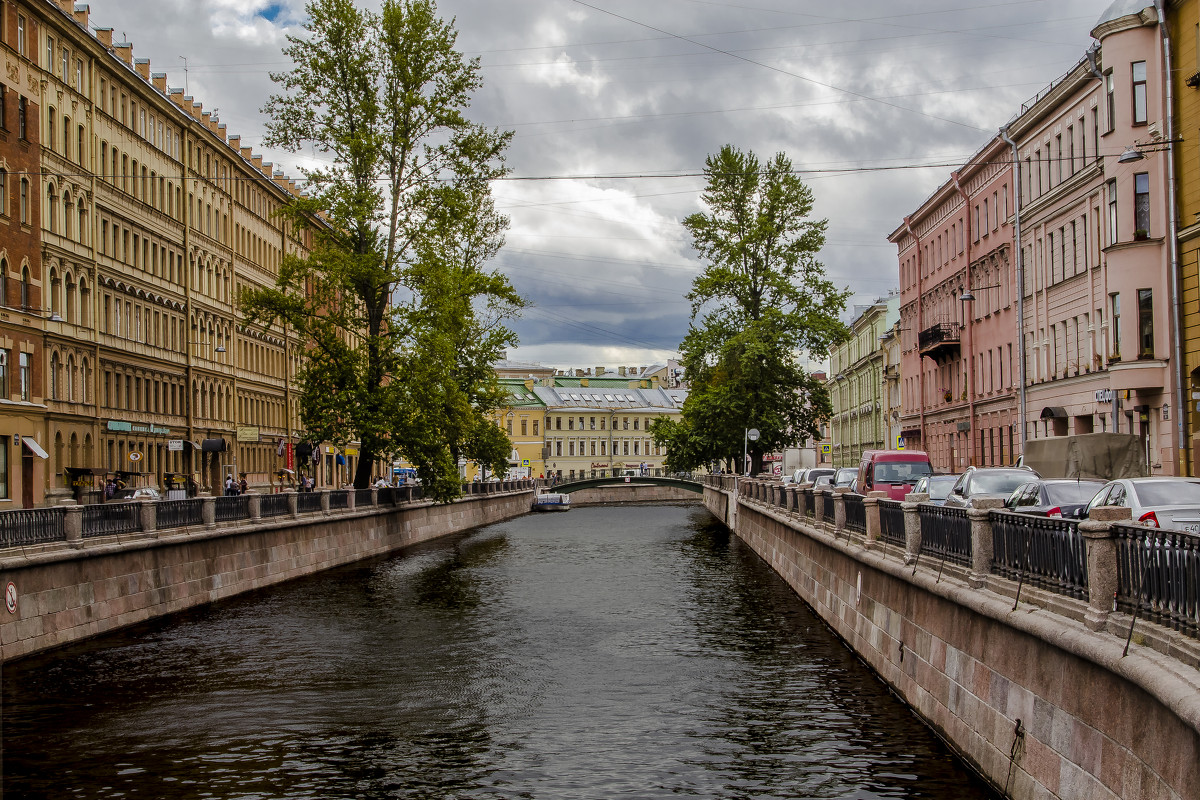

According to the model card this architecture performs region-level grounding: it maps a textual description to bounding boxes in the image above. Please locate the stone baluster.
[249,494,262,522]
[64,504,83,548]
[863,490,886,547]
[902,492,929,565]
[813,489,825,525]
[347,489,356,511]
[287,489,299,519]
[201,497,216,530]
[319,488,331,513]
[1080,505,1132,632]
[833,487,849,534]
[370,488,379,507]
[967,497,1003,588]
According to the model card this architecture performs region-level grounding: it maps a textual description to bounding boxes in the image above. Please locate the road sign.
[747,428,760,441]
[128,451,143,463]
[5,581,17,614]
[522,459,530,466]
[897,436,906,450]
[821,443,831,454]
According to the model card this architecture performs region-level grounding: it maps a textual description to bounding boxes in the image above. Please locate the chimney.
[596,366,604,376]
[134,58,150,81]
[169,88,184,106]
[151,72,167,93]
[55,0,70,11]
[95,27,113,49]
[216,123,227,142]
[73,4,90,27]
[252,154,264,173]
[114,42,132,65]
[190,101,203,120]
[618,366,626,377]
[228,135,240,151]
[240,146,253,161]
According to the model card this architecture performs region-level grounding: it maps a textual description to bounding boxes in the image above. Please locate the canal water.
[3,505,999,799]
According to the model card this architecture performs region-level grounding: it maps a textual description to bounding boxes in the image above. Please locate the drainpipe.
[999,125,1028,461]
[1085,45,1119,435]
[952,172,975,467]
[904,217,926,460]
[1155,0,1188,475]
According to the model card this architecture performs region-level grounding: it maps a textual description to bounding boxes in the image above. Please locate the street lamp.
[744,427,759,476]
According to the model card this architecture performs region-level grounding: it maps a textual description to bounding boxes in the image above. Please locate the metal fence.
[83,503,140,538]
[297,492,323,513]
[917,504,972,566]
[214,495,251,524]
[355,489,373,508]
[1114,523,1200,639]
[801,488,814,517]
[329,490,350,510]
[991,512,1088,600]
[156,499,204,530]
[844,494,866,533]
[0,507,66,547]
[821,492,836,525]
[259,493,292,518]
[879,499,905,547]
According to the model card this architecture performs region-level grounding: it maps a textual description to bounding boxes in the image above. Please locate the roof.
[1095,0,1153,27]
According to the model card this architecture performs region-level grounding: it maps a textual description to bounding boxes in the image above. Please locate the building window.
[1107,179,1117,244]
[533,420,539,435]
[19,352,30,401]
[17,15,26,57]
[18,96,26,139]
[505,418,512,435]
[1131,61,1147,125]
[1133,172,1150,236]
[0,439,7,500]
[1105,70,1115,132]
[520,419,527,436]
[1138,289,1153,358]
[0,350,6,396]
[1110,293,1121,359]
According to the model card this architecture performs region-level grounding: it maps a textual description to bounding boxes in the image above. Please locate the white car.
[1081,477,1200,531]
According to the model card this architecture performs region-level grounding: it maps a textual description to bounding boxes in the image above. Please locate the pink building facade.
[1008,2,1180,474]
[890,137,1020,473]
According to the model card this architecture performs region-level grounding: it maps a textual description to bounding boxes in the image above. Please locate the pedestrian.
[224,474,236,496]
[104,478,115,502]
[239,476,248,495]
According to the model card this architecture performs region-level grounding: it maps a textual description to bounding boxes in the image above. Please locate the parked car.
[1004,479,1105,518]
[944,467,1042,509]
[124,487,161,501]
[856,449,934,500]
[833,467,858,489]
[812,474,835,489]
[1081,477,1200,531]
[802,468,835,486]
[912,474,958,505]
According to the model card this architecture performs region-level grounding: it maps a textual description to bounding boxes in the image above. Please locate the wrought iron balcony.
[918,322,961,362]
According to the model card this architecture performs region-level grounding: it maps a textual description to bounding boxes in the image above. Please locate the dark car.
[1004,479,1105,518]
[944,467,1041,509]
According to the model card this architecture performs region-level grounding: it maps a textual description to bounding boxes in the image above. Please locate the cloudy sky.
[94,0,1114,368]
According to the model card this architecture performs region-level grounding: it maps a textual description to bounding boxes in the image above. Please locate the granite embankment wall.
[705,484,1200,800]
[0,490,533,663]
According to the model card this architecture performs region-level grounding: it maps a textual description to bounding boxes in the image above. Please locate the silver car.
[944,467,1041,509]
[1081,477,1200,531]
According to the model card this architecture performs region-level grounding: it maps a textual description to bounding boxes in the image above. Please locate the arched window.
[63,191,73,239]
[0,169,7,216]
[78,203,86,243]
[67,354,76,402]
[48,268,60,314]
[46,183,56,233]
[65,272,75,324]
[50,351,60,400]
[20,266,30,309]
[79,279,89,327]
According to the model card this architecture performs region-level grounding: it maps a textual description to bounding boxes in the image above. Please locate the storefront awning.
[1039,406,1068,419]
[21,437,48,459]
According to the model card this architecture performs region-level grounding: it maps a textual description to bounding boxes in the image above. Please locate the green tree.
[652,145,848,475]
[242,0,522,499]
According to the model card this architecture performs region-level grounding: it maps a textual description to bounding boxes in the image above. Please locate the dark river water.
[2,504,998,799]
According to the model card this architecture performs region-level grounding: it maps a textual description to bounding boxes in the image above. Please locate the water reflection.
[4,505,997,799]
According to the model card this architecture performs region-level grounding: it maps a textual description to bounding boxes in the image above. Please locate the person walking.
[224,474,236,496]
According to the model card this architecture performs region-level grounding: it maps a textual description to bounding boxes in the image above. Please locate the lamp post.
[744,427,759,476]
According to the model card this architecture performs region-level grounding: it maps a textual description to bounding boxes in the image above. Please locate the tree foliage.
[242,0,523,500]
[651,145,848,474]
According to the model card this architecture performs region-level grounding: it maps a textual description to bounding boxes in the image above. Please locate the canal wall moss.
[0,490,534,663]
[705,484,1200,800]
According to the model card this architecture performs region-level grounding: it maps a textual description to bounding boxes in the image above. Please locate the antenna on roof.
[179,55,189,95]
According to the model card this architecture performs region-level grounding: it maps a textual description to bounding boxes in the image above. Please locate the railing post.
[967,497,1003,588]
[813,489,825,523]
[347,489,356,511]
[136,500,156,534]
[64,504,83,548]
[902,492,928,565]
[249,494,262,522]
[863,490,886,548]
[201,497,216,530]
[287,489,299,519]
[319,488,331,513]
[833,487,849,534]
[786,485,798,513]
[370,488,379,507]
[1080,505,1132,632]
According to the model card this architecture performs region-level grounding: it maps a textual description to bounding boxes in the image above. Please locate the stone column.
[370,488,379,507]
[64,504,83,548]
[967,497,1003,588]
[813,489,825,523]
[249,494,262,522]
[319,488,331,513]
[1080,505,1132,632]
[902,492,929,565]
[833,487,849,534]
[287,489,299,519]
[786,486,798,513]
[201,497,216,530]
[136,499,156,534]
[347,489,356,511]
[863,490,887,548]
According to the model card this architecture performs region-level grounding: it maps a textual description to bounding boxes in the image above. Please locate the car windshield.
[1131,480,1200,506]
[1045,482,1105,505]
[874,461,933,483]
[970,472,1032,495]
[926,476,957,500]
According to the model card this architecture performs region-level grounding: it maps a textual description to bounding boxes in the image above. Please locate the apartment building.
[828,295,898,468]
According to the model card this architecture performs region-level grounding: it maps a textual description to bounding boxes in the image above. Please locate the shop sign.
[167,439,184,452]
[344,447,359,456]
[106,420,170,435]
[236,426,260,443]
[1095,389,1115,404]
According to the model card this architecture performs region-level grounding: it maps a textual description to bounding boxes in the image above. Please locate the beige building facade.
[828,295,899,468]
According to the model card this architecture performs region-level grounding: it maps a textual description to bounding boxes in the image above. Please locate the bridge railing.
[727,478,1197,642]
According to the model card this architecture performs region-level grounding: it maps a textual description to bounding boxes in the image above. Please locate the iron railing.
[83,503,140,538]
[297,492,323,513]
[822,492,836,525]
[355,489,373,508]
[259,493,291,518]
[214,495,251,523]
[378,487,398,505]
[329,490,350,510]
[879,499,905,547]
[844,494,866,533]
[0,507,66,546]
[801,488,814,517]
[991,512,1088,600]
[156,499,204,530]
[917,504,972,566]
[1114,523,1200,639]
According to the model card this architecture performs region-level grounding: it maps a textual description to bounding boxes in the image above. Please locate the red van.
[857,450,934,500]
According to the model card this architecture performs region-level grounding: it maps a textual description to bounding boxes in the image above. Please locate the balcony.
[918,322,961,363]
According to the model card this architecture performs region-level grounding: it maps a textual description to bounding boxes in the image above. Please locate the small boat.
[532,492,571,512]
